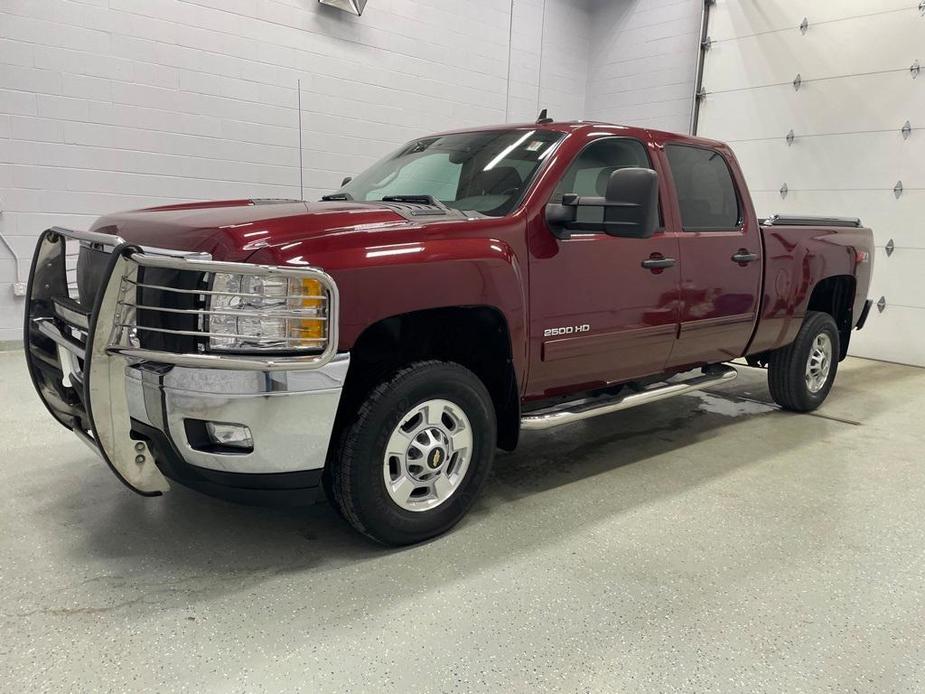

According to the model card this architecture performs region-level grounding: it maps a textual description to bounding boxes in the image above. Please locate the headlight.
[207,272,328,352]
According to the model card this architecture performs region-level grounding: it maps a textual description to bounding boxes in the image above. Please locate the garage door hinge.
[701,36,712,51]
[885,239,895,256]
[877,297,886,313]
[911,60,920,79]
[792,73,802,90]
[696,86,707,101]
[894,180,904,198]
[902,120,912,139]
[919,1,925,16]
[799,17,808,34]
[786,129,795,145]
[779,183,788,198]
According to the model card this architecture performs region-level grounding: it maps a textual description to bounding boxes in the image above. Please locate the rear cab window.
[665,145,741,231]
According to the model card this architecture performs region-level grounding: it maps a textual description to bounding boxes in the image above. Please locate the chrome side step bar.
[521,365,738,431]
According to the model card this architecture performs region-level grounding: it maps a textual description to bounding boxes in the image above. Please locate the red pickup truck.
[24,119,873,545]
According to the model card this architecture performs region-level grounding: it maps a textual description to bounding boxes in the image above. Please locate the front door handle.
[732,249,759,264]
[641,255,677,271]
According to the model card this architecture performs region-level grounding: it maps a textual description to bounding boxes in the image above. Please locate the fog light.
[205,422,254,450]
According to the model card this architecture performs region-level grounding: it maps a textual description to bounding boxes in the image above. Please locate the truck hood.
[88,199,425,262]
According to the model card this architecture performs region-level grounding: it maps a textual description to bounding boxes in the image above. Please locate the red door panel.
[528,230,681,396]
[657,141,762,369]
[667,232,762,367]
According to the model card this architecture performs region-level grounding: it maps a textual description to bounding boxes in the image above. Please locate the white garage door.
[695,0,925,367]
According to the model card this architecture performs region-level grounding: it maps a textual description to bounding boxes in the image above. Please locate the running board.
[520,365,738,431]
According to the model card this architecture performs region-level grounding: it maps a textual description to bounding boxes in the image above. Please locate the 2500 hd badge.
[544,324,591,337]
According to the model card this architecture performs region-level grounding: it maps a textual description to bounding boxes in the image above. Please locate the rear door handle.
[731,250,759,264]
[641,256,677,270]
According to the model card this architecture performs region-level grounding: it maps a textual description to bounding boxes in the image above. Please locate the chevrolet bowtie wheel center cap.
[383,400,473,512]
[427,446,445,469]
[412,427,449,474]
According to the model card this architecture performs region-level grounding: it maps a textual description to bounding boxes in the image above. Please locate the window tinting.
[666,145,740,230]
[551,138,653,226]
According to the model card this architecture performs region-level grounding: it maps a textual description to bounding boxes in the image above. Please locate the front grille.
[71,242,207,354]
[133,266,205,353]
[75,244,111,306]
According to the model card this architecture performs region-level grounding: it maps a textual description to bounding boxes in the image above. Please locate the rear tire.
[330,361,496,546]
[767,311,840,412]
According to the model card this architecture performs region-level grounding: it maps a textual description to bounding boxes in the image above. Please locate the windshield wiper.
[320,192,353,201]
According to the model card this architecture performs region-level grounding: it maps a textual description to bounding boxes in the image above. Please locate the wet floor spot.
[687,391,777,417]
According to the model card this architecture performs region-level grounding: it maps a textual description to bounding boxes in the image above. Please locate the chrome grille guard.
[23,226,340,495]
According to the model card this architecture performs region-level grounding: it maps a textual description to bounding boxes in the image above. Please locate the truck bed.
[748,217,874,356]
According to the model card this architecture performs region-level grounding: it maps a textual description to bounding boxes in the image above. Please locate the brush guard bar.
[23,227,340,495]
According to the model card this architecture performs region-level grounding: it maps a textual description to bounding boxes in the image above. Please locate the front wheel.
[329,361,496,545]
[767,311,840,412]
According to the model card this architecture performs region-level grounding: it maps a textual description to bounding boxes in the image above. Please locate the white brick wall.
[585,0,702,132]
[0,0,596,340]
[0,0,699,341]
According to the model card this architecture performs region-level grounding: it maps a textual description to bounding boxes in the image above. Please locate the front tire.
[330,361,496,546]
[767,311,840,412]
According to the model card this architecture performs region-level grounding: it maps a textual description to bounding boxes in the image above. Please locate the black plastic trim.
[131,420,323,506]
[856,299,873,330]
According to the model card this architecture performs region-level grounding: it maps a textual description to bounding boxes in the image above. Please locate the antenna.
[536,108,553,125]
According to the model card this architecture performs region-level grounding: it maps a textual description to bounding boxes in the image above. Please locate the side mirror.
[341,176,353,187]
[545,167,659,240]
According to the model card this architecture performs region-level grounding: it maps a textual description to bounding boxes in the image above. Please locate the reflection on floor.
[1,351,923,692]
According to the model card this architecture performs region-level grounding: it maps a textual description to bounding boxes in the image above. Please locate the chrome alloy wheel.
[805,332,833,393]
[383,399,473,512]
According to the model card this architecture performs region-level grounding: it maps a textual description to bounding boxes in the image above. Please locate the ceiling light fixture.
[319,0,367,16]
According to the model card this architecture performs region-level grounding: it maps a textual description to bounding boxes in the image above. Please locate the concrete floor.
[1,350,924,693]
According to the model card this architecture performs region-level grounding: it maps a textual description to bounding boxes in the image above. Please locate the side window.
[553,138,651,200]
[552,138,655,226]
[665,145,741,231]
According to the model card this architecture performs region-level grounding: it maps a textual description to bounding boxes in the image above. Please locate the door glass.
[551,138,652,225]
[665,145,741,230]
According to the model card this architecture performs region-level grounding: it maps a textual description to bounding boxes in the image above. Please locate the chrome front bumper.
[125,355,349,475]
[24,227,345,498]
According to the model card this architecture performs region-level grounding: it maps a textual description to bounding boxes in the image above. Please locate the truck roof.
[430,120,727,149]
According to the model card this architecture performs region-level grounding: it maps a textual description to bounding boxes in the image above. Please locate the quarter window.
[666,145,741,230]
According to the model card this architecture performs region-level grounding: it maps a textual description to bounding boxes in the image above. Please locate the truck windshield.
[333,129,563,217]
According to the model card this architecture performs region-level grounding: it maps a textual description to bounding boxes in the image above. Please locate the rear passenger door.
[661,142,763,368]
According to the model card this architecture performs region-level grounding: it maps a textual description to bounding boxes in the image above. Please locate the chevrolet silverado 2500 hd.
[24,120,874,545]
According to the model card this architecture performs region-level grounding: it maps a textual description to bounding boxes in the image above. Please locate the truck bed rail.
[762,214,862,228]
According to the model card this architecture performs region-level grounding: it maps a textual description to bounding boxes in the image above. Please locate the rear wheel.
[330,361,496,545]
[767,311,840,412]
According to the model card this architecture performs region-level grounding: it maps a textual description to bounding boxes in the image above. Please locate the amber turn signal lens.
[290,278,326,342]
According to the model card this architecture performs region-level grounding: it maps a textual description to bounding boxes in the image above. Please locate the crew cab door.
[659,141,762,367]
[527,136,681,396]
